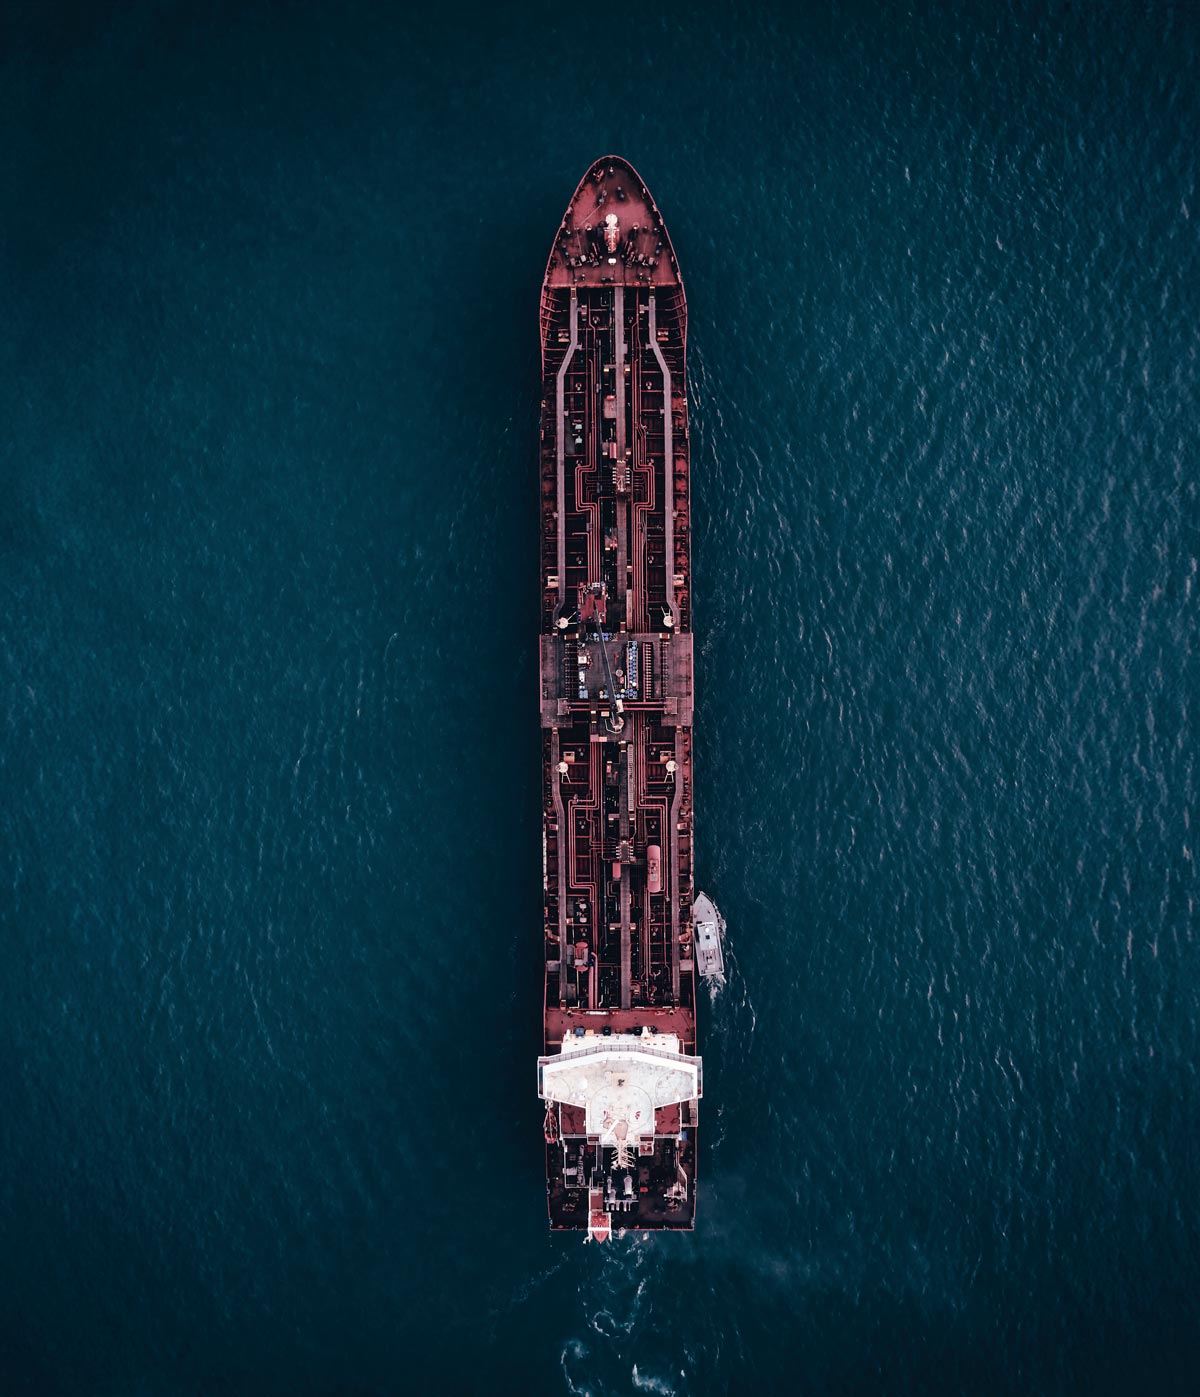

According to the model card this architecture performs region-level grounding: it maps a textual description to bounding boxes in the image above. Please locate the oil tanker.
[537,157,702,1240]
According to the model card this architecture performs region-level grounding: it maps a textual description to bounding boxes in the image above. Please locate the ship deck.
[543,156,682,291]
[537,158,698,1236]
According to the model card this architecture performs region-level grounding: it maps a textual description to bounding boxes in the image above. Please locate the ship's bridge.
[538,1030,701,1149]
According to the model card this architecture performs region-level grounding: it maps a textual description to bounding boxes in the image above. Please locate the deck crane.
[588,619,625,733]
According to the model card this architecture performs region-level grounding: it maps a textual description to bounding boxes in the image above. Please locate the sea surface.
[2,3,1198,1393]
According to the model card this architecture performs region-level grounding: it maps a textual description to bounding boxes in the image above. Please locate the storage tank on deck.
[646,844,662,894]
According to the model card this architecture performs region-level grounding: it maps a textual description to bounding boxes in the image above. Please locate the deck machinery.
[537,157,700,1240]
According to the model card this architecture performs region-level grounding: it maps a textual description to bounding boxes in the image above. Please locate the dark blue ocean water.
[3,3,1198,1393]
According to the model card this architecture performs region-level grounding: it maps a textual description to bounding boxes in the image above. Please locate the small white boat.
[692,892,725,984]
